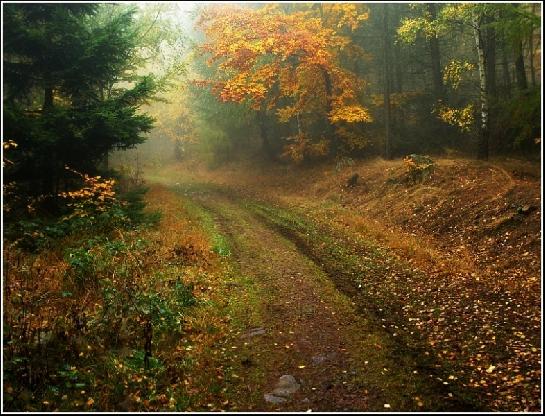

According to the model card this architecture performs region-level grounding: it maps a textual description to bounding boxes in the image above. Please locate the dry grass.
[146,155,540,289]
[3,183,253,411]
[142,154,541,411]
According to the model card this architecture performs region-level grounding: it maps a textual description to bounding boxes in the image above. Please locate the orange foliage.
[320,3,370,31]
[281,133,329,163]
[58,167,117,219]
[195,4,371,159]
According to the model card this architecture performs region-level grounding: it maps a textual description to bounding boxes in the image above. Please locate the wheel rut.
[183,187,472,412]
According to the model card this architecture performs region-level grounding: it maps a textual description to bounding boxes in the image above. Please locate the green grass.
[169,189,269,409]
[178,195,231,257]
[245,200,482,411]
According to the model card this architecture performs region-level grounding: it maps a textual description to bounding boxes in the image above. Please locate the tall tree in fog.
[195,4,371,162]
[3,4,156,195]
[382,3,393,160]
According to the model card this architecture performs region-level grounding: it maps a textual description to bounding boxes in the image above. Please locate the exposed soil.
[143,155,541,411]
[173,186,474,412]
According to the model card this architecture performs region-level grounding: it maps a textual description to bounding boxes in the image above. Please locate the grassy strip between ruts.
[143,165,541,412]
[165,186,268,411]
[245,200,494,410]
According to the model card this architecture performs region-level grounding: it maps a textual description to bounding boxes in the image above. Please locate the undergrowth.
[182,198,231,257]
[3,178,265,411]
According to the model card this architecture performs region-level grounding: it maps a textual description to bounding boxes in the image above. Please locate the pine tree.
[3,4,156,197]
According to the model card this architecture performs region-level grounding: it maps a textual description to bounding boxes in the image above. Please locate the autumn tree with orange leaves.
[195,4,372,162]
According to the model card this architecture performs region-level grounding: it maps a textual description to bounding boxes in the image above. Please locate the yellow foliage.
[3,140,18,168]
[322,3,369,31]
[281,133,328,163]
[443,60,475,90]
[276,106,298,123]
[336,127,369,151]
[435,103,475,132]
[329,105,372,123]
[58,167,118,219]
[3,140,18,150]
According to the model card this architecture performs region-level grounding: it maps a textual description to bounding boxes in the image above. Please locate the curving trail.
[179,185,472,412]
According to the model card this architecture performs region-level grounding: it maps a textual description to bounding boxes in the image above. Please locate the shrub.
[65,247,97,286]
[403,154,435,184]
[491,88,540,156]
[118,187,162,227]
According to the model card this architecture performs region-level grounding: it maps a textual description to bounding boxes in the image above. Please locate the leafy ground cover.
[4,155,540,411]
[4,185,256,411]
[146,155,541,411]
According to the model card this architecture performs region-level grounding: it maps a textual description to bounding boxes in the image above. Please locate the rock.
[272,375,301,397]
[312,352,337,365]
[264,393,287,404]
[264,375,301,404]
[311,355,326,365]
[277,374,299,387]
[272,386,299,397]
[242,327,266,338]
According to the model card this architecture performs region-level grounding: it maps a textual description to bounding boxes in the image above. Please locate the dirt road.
[175,183,475,412]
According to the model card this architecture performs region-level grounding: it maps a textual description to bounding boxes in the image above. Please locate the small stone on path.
[272,375,301,397]
[264,375,301,404]
[264,393,287,404]
[242,327,266,338]
[311,355,326,365]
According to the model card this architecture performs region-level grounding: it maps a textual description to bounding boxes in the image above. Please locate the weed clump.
[403,154,435,184]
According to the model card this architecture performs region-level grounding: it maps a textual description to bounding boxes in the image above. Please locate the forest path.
[161,181,473,412]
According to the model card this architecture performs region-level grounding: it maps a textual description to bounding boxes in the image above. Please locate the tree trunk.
[258,110,273,158]
[485,23,497,99]
[43,75,53,112]
[529,5,536,87]
[321,68,340,156]
[393,45,404,94]
[529,35,536,87]
[383,4,393,160]
[514,40,528,90]
[501,45,512,97]
[427,4,444,100]
[41,75,55,192]
[392,41,405,140]
[473,13,489,160]
[390,6,404,142]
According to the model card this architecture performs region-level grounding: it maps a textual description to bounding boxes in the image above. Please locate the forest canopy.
[157,2,540,167]
[3,2,541,203]
[2,2,542,413]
